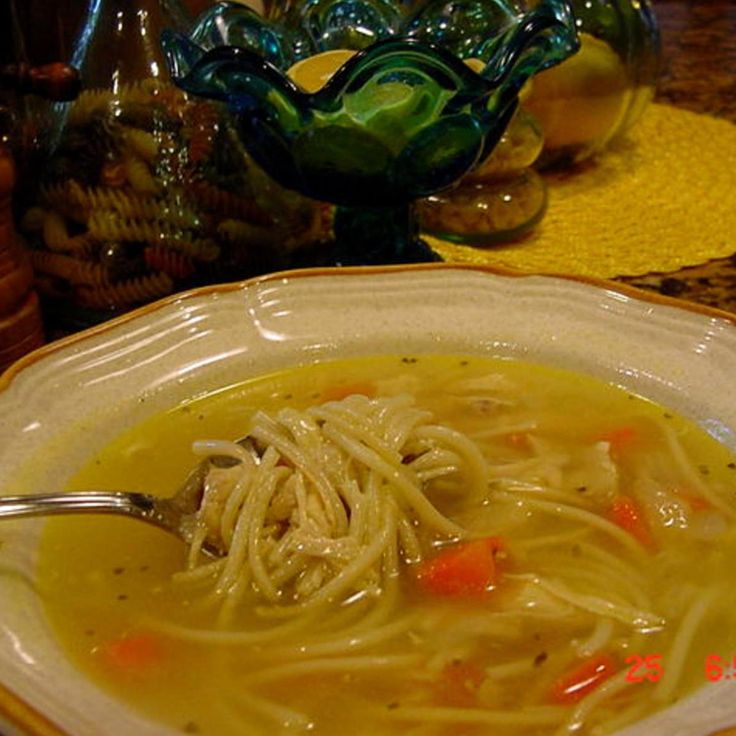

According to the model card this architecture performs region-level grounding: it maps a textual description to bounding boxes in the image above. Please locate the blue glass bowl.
[163,0,578,265]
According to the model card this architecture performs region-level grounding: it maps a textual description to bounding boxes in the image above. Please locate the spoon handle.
[0,491,156,519]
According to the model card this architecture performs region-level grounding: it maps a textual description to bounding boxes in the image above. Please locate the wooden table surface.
[617,0,736,312]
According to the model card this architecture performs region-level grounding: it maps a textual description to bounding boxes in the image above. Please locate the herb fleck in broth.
[37,355,736,735]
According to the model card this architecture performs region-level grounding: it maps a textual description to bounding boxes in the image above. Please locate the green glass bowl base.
[331,203,441,265]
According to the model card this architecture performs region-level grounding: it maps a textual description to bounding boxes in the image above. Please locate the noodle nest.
[181,393,489,616]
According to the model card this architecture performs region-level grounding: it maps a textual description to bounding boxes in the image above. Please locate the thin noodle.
[513,528,592,552]
[148,611,318,645]
[320,423,464,537]
[556,670,636,735]
[246,653,423,685]
[173,563,224,586]
[656,418,735,517]
[256,499,398,618]
[654,586,719,702]
[575,618,616,657]
[215,451,281,595]
[493,492,645,554]
[250,413,348,534]
[469,420,539,439]
[508,574,664,629]
[548,561,652,613]
[413,424,489,499]
[245,457,289,601]
[382,704,565,726]
[218,567,253,624]
[227,690,312,730]
[484,657,541,679]
[273,615,415,657]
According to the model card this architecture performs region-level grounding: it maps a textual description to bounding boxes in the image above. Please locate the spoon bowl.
[0,439,259,555]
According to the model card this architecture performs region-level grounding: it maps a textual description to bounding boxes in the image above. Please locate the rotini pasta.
[139,77,167,96]
[66,88,117,126]
[158,237,221,262]
[283,202,334,252]
[71,184,200,228]
[186,101,221,164]
[188,180,273,225]
[217,218,275,246]
[122,127,159,163]
[124,155,161,196]
[149,82,189,118]
[99,161,128,188]
[20,207,46,232]
[31,250,110,286]
[40,211,96,255]
[144,245,196,279]
[76,271,174,309]
[41,211,70,252]
[39,183,87,224]
[26,76,325,323]
[87,211,181,244]
[66,81,160,125]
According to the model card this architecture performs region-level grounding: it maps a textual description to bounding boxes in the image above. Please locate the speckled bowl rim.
[2,262,736,736]
[5,263,736,394]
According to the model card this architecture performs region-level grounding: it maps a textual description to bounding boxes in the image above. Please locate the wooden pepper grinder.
[0,143,44,373]
[0,62,80,373]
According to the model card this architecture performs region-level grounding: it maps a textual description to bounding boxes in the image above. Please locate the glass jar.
[418,108,548,245]
[521,0,661,167]
[20,0,327,335]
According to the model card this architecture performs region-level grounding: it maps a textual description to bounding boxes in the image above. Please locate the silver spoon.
[0,440,258,555]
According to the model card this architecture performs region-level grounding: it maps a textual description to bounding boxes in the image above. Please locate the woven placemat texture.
[428,104,736,278]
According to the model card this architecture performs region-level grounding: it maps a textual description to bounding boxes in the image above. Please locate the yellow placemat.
[428,104,736,278]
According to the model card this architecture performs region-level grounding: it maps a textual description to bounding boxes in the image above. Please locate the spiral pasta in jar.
[20,78,330,333]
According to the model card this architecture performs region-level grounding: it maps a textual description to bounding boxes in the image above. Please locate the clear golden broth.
[37,355,736,736]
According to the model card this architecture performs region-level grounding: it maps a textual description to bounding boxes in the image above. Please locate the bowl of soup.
[1,264,736,736]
